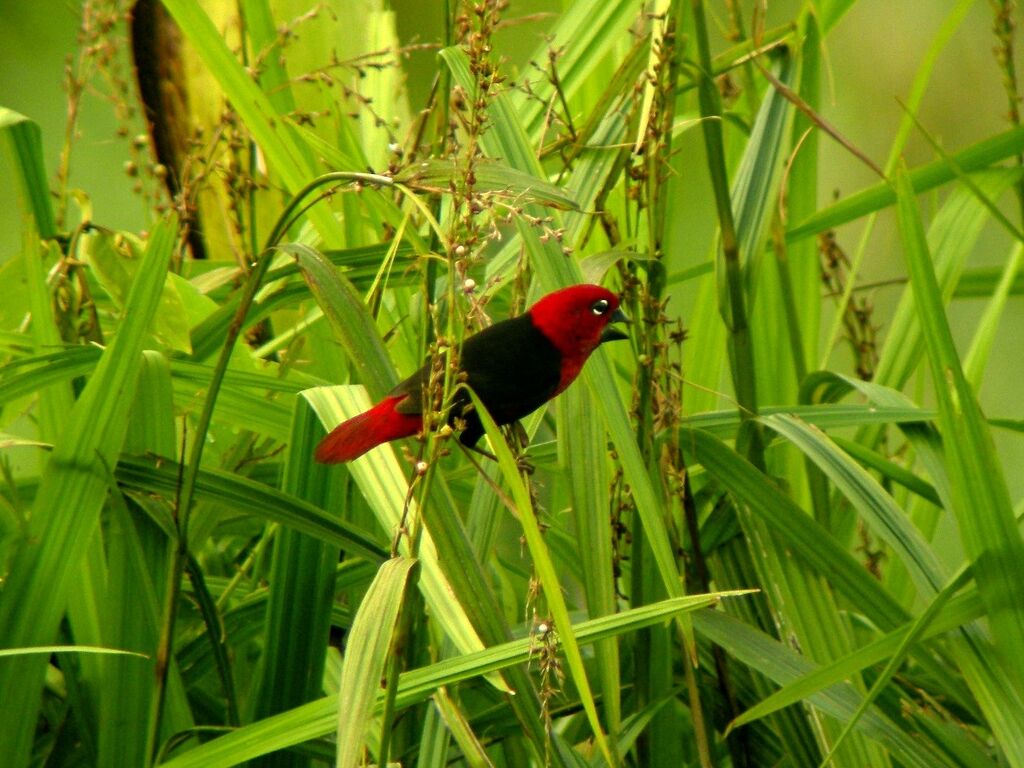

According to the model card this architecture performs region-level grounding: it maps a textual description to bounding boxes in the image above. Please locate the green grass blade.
[683,402,934,438]
[335,557,416,768]
[874,168,1020,392]
[251,396,342,768]
[954,264,1024,298]
[964,241,1024,387]
[0,216,178,767]
[760,413,946,596]
[114,456,386,561]
[285,243,396,397]
[681,428,909,631]
[440,47,540,176]
[511,0,639,141]
[0,107,56,237]
[430,688,491,768]
[239,0,297,115]
[829,434,942,507]
[693,610,956,768]
[728,577,982,730]
[102,351,193,767]
[785,12,823,374]
[816,568,978,768]
[465,386,614,766]
[738,50,801,408]
[691,0,761,448]
[562,384,621,733]
[0,646,147,659]
[896,167,1024,700]
[786,127,1024,243]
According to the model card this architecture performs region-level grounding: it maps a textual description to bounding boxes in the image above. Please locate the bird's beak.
[600,307,630,343]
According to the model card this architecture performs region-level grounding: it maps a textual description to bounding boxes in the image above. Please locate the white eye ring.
[591,299,610,316]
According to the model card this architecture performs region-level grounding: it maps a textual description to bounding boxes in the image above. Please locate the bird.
[315,284,629,463]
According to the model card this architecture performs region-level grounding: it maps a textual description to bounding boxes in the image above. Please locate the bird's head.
[528,284,630,361]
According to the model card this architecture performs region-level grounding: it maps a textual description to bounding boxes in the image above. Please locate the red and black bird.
[315,284,629,463]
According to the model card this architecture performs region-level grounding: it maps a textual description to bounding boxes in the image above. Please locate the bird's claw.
[515,454,535,475]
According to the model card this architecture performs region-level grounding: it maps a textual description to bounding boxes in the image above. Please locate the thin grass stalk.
[989,0,1024,224]
[146,247,275,761]
[148,170,394,757]
[630,2,714,766]
[690,0,763,465]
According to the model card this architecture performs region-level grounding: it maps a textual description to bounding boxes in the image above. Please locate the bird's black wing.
[459,314,562,425]
[389,363,429,414]
[390,315,562,447]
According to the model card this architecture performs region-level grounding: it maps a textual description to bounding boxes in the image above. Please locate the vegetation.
[2,0,1024,766]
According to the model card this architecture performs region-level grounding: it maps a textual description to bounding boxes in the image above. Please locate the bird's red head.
[528,284,628,392]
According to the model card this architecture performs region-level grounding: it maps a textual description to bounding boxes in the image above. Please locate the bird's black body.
[390,314,563,448]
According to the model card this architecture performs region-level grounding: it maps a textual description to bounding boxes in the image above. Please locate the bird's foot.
[461,442,534,475]
[515,453,535,475]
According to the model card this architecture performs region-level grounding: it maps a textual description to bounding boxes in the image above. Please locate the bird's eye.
[591,299,610,316]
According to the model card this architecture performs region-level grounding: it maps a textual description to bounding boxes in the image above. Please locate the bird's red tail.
[315,395,422,463]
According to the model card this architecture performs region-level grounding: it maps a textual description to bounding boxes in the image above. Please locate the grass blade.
[465,386,614,766]
[895,167,1024,700]
[335,557,416,768]
[0,107,56,238]
[0,216,178,767]
[787,127,1024,243]
[251,396,343,768]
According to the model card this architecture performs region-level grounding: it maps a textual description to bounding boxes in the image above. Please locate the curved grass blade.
[680,427,909,631]
[0,107,56,238]
[693,611,958,768]
[464,386,614,766]
[760,413,947,597]
[285,243,396,397]
[815,567,976,768]
[0,646,148,659]
[682,402,934,439]
[829,434,941,508]
[114,455,386,562]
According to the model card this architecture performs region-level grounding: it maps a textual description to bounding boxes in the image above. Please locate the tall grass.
[2,1,1024,766]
